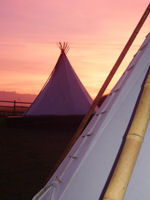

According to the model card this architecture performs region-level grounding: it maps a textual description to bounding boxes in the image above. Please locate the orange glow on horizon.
[0,1,149,99]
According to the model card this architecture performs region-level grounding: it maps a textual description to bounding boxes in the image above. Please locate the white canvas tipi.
[33,32,150,200]
[25,43,92,116]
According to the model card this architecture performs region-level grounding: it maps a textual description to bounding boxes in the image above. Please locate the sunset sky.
[0,0,149,99]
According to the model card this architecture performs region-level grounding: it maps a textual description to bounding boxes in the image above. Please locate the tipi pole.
[45,4,150,181]
[66,3,150,150]
[103,71,150,200]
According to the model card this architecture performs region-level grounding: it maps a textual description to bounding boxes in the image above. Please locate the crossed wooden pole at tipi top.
[58,42,70,54]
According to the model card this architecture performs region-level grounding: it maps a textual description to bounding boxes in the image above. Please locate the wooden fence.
[0,100,32,117]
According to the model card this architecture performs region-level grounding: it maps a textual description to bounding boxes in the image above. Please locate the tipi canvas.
[33,33,150,200]
[25,43,92,116]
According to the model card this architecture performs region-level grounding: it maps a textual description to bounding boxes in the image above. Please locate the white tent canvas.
[33,33,150,200]
[25,43,92,116]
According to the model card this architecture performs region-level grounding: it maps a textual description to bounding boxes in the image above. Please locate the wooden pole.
[64,3,150,154]
[103,72,150,200]
[13,100,16,115]
[44,3,150,185]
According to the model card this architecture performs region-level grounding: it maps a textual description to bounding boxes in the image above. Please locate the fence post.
[13,100,16,115]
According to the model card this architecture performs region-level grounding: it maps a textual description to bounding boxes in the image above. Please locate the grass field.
[0,116,81,200]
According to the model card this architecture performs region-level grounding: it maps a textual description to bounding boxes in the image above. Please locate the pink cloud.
[0,0,149,98]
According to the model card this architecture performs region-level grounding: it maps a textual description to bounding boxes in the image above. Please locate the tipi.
[25,43,92,116]
[32,34,150,200]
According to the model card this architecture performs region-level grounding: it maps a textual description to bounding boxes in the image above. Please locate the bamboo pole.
[103,72,150,200]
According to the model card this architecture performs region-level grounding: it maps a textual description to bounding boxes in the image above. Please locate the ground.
[0,117,80,200]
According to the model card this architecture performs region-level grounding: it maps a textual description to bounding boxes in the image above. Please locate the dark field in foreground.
[0,117,82,200]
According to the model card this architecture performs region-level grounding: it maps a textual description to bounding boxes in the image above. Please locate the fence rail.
[0,100,32,116]
[0,100,32,104]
